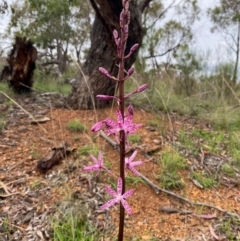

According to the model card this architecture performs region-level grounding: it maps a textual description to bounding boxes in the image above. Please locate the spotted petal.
[105,185,117,197]
[91,121,103,132]
[122,189,134,199]
[116,109,123,124]
[100,199,118,210]
[83,165,101,172]
[121,199,133,214]
[117,178,123,195]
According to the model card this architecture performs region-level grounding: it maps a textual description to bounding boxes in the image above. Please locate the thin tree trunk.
[233,20,240,84]
[66,0,144,109]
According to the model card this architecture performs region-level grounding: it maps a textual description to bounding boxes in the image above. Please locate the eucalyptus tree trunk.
[232,20,240,84]
[66,0,146,109]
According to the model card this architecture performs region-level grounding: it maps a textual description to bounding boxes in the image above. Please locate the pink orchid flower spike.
[100,178,134,215]
[83,151,105,176]
[125,150,143,176]
[103,105,142,140]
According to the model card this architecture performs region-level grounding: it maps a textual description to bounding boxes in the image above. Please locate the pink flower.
[91,105,142,147]
[83,151,105,176]
[103,105,142,136]
[100,178,134,214]
[91,121,103,132]
[125,150,143,176]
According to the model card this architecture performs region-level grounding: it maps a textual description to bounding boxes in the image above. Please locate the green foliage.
[0,0,8,14]
[221,163,236,177]
[0,116,6,132]
[0,82,16,98]
[34,79,72,95]
[53,215,98,241]
[158,151,186,190]
[33,67,73,94]
[136,0,200,71]
[174,46,203,96]
[128,134,141,144]
[29,144,41,159]
[190,129,225,154]
[208,0,240,84]
[147,119,160,128]
[191,172,217,188]
[78,145,99,156]
[9,0,93,71]
[67,119,87,133]
[220,217,240,241]
[125,176,146,186]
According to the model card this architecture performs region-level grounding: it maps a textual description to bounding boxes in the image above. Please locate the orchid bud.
[127,67,134,76]
[137,84,148,93]
[115,38,121,48]
[113,29,118,39]
[124,25,129,35]
[99,67,109,75]
[122,0,127,6]
[124,43,139,59]
[130,44,139,53]
[120,11,124,28]
[124,2,129,11]
[97,95,116,101]
[127,12,130,25]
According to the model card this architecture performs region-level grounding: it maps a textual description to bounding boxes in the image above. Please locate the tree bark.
[232,20,240,84]
[66,0,144,109]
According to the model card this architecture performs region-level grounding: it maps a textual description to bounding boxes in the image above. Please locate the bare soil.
[0,93,240,241]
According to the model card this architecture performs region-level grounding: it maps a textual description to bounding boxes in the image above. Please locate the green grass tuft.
[78,145,99,156]
[67,119,87,133]
[158,151,186,190]
[128,134,141,144]
[191,171,217,189]
[53,215,98,241]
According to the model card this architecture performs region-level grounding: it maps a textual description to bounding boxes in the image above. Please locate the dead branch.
[37,142,76,171]
[99,130,120,152]
[0,181,21,198]
[100,132,240,219]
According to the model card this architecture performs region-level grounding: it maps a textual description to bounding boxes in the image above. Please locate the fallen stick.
[0,181,21,198]
[99,130,120,152]
[100,132,240,219]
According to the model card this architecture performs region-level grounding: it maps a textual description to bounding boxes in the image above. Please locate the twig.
[140,173,240,218]
[0,181,10,194]
[8,223,26,232]
[8,159,30,171]
[0,192,21,198]
[99,130,120,152]
[100,133,240,219]
[0,181,21,197]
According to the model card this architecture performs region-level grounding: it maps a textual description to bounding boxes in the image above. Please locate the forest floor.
[0,92,240,241]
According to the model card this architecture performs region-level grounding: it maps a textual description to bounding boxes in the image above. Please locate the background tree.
[137,0,199,73]
[8,0,92,73]
[0,0,7,14]
[174,45,203,96]
[1,36,37,93]
[67,0,200,109]
[208,0,240,84]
